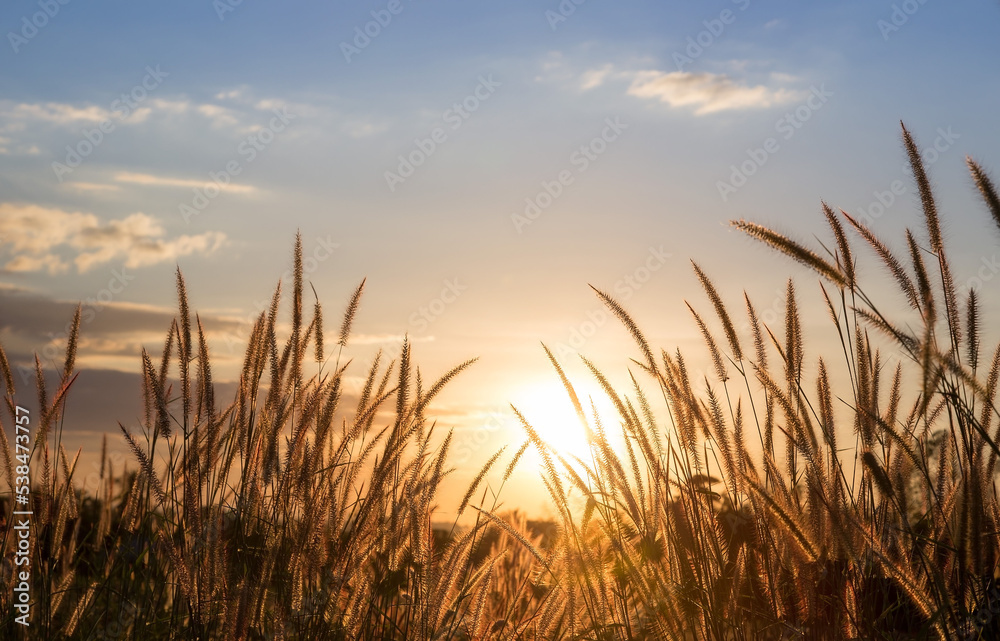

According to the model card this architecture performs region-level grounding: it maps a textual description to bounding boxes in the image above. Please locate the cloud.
[580,64,615,90]
[215,87,248,101]
[627,70,807,115]
[0,285,248,379]
[0,96,254,145]
[196,103,242,129]
[64,182,122,193]
[146,98,193,114]
[0,204,227,274]
[0,101,112,125]
[342,119,390,139]
[114,171,257,194]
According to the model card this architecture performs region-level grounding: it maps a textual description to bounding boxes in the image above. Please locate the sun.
[509,378,620,464]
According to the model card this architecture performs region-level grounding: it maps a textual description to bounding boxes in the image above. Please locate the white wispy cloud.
[342,119,390,139]
[567,58,808,115]
[64,182,122,192]
[0,204,227,274]
[197,103,242,129]
[626,70,808,114]
[0,101,112,125]
[114,171,258,194]
[580,64,615,90]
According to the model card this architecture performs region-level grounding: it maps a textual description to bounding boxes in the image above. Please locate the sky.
[1,0,1000,516]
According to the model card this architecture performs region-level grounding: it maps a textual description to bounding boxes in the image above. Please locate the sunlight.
[509,378,621,465]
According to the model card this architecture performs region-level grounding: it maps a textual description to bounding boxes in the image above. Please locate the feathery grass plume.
[145,347,172,439]
[0,423,16,505]
[503,439,531,482]
[743,478,818,562]
[49,564,76,616]
[861,450,894,501]
[468,559,497,638]
[853,307,919,354]
[686,302,728,382]
[841,210,920,311]
[578,355,631,435]
[902,123,943,255]
[196,314,215,427]
[816,358,836,455]
[264,281,283,410]
[692,261,743,361]
[906,229,936,324]
[473,507,553,574]
[512,406,565,501]
[309,283,324,363]
[983,345,1000,438]
[705,385,737,498]
[745,293,768,371]
[393,336,410,433]
[903,122,961,352]
[414,358,477,418]
[62,583,96,637]
[176,267,193,423]
[34,353,47,423]
[292,233,304,381]
[968,157,1000,233]
[62,303,81,382]
[543,342,589,429]
[784,279,803,394]
[120,422,169,508]
[459,446,506,514]
[159,316,176,388]
[0,342,14,397]
[631,370,665,464]
[966,289,980,370]
[591,285,658,376]
[822,202,855,287]
[339,278,365,348]
[732,219,847,287]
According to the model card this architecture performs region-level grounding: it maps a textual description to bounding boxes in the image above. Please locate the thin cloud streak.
[626,70,808,115]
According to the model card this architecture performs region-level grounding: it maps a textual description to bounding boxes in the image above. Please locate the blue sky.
[2,0,1000,512]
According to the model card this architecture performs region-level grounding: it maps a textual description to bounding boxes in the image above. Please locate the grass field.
[3,125,1000,639]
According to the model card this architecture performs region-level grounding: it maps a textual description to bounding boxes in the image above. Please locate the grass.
[2,123,1000,639]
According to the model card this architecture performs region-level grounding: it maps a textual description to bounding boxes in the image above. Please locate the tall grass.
[521,124,1000,640]
[0,235,545,640]
[0,124,999,639]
